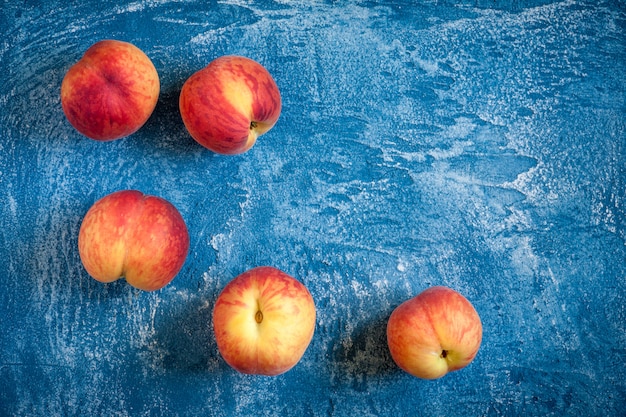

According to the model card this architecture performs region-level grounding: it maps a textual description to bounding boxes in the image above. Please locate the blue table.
[1,1,625,415]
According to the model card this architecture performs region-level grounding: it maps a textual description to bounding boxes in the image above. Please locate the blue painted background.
[1,1,625,416]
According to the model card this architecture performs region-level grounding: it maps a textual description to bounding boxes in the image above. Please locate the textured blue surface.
[1,1,625,416]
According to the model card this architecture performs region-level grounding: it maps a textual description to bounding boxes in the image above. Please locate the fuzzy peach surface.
[78,190,189,291]
[179,55,281,154]
[212,266,316,376]
[61,40,160,141]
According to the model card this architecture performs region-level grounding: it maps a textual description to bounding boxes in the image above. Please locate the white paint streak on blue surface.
[0,0,624,416]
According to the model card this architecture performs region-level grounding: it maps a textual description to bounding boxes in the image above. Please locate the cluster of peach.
[61,40,482,380]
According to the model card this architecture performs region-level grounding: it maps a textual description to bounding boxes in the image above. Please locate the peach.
[78,190,189,291]
[179,55,281,154]
[387,286,482,379]
[212,266,316,375]
[61,40,160,141]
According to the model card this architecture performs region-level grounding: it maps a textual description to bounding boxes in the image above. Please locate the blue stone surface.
[1,1,625,416]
